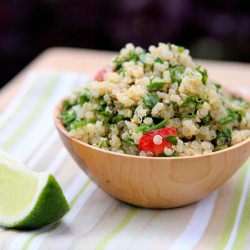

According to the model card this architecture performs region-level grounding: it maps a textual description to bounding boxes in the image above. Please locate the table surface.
[1,47,250,114]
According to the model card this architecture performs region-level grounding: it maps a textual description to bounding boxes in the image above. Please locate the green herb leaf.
[61,111,77,130]
[147,81,166,91]
[170,150,179,156]
[219,110,236,125]
[62,99,72,111]
[201,114,211,126]
[99,110,112,116]
[215,144,228,151]
[181,96,203,117]
[196,66,208,84]
[88,118,96,124]
[77,89,92,105]
[122,136,136,146]
[181,96,203,108]
[70,120,86,130]
[129,51,138,61]
[143,93,159,108]
[181,96,191,108]
[170,66,184,84]
[177,46,185,53]
[181,113,196,119]
[165,135,177,145]
[151,118,169,130]
[216,128,232,146]
[97,96,106,107]
[235,110,243,123]
[155,57,164,64]
[103,116,110,124]
[118,66,125,75]
[136,118,168,134]
[112,114,124,123]
[98,138,108,148]
[114,51,141,70]
[113,56,126,70]
[173,103,179,112]
[219,116,234,125]
[215,83,222,89]
[136,124,152,133]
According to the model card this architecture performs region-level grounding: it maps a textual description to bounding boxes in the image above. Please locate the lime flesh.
[0,151,70,229]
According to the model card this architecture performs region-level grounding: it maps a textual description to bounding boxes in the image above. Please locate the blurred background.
[0,0,250,87]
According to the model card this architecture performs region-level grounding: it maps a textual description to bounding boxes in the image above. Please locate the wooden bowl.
[54,101,250,208]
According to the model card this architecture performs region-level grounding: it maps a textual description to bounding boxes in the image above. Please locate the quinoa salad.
[61,43,250,157]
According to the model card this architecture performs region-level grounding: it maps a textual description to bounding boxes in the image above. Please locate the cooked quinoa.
[61,42,250,157]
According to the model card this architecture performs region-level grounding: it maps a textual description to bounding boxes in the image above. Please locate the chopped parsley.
[170,66,184,84]
[219,110,243,126]
[112,114,124,123]
[215,83,222,90]
[181,96,203,118]
[136,118,169,133]
[155,57,164,64]
[136,124,152,133]
[98,138,108,148]
[165,135,177,145]
[113,50,145,71]
[62,99,73,111]
[177,46,185,53]
[143,93,159,108]
[215,144,228,151]
[70,120,86,130]
[122,135,136,146]
[77,89,92,105]
[151,118,169,130]
[170,150,179,156]
[201,114,212,126]
[196,66,208,84]
[88,118,96,124]
[147,81,166,91]
[216,128,232,146]
[61,111,77,130]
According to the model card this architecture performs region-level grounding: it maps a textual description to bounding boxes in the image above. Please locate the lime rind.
[0,151,70,229]
[12,175,70,229]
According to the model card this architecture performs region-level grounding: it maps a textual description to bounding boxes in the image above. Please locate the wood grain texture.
[54,102,250,208]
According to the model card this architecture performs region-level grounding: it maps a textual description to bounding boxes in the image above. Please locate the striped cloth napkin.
[0,70,250,250]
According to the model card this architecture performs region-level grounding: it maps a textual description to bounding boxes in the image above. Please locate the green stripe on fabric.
[215,159,250,250]
[0,74,39,131]
[232,163,250,250]
[95,207,137,250]
[2,75,59,150]
[22,222,60,250]
[22,179,92,250]
[0,74,60,249]
[70,179,91,206]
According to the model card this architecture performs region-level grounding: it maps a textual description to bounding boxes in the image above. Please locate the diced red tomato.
[94,67,113,82]
[138,128,177,156]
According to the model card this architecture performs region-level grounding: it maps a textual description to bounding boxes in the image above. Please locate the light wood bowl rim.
[54,98,250,161]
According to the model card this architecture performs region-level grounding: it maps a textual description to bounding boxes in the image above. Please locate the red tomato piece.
[138,128,177,156]
[94,67,112,82]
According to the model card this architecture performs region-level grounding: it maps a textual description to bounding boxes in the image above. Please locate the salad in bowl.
[60,43,250,157]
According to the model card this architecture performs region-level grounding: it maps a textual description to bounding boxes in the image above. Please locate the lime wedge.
[0,149,26,169]
[0,151,70,229]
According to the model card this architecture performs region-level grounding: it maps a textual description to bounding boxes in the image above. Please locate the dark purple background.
[0,0,250,87]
